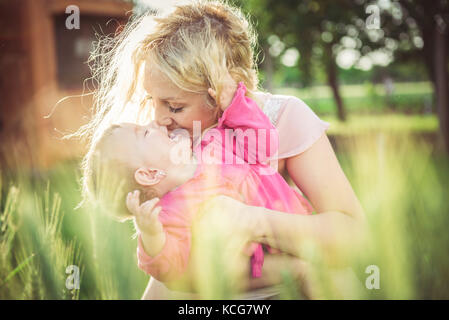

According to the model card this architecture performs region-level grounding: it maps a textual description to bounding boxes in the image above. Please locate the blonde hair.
[77,0,260,209]
[83,124,157,220]
[82,125,135,220]
[140,0,259,106]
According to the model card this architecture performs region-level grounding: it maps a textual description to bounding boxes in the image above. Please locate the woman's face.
[143,61,219,136]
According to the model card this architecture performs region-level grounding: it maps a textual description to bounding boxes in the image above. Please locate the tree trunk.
[262,42,274,92]
[325,44,346,121]
[434,23,449,153]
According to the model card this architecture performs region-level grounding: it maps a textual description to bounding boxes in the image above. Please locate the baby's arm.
[127,191,191,283]
[216,82,279,164]
[127,192,166,256]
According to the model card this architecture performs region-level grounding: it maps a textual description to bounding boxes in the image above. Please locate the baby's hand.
[208,71,238,112]
[126,190,163,236]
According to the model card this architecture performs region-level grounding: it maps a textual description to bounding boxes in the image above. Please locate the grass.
[0,165,148,299]
[275,81,434,116]
[323,113,439,136]
[276,82,433,99]
[332,133,449,299]
[1,112,448,299]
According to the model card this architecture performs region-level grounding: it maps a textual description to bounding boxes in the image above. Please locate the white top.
[253,91,331,159]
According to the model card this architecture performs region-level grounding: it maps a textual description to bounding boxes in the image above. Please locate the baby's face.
[107,122,192,171]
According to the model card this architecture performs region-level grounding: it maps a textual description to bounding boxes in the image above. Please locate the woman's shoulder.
[253,90,331,159]
[252,91,286,126]
[253,90,327,127]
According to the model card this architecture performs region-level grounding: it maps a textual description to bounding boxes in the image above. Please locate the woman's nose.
[154,108,173,127]
[159,118,173,127]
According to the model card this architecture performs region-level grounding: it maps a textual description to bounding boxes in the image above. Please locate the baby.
[88,82,314,287]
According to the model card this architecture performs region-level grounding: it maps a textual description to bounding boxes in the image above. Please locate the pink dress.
[136,82,320,283]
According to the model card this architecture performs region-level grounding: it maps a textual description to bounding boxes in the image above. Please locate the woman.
[80,0,366,299]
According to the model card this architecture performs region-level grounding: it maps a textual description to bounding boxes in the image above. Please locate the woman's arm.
[202,133,367,267]
[245,254,310,289]
[257,133,367,265]
[286,133,365,222]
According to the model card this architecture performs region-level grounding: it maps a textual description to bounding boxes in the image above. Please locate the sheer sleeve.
[274,96,330,159]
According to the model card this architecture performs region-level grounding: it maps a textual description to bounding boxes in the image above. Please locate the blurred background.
[0,0,448,299]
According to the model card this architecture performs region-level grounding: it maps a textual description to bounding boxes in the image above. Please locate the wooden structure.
[0,0,133,168]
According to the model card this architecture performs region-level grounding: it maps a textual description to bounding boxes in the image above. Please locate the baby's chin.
[168,137,194,165]
[169,128,191,140]
[170,130,193,149]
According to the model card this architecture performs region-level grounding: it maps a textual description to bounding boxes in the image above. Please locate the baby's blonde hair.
[77,0,260,208]
[83,124,157,220]
[82,125,135,220]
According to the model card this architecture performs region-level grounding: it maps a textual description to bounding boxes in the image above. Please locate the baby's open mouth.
[169,132,182,142]
[169,132,192,147]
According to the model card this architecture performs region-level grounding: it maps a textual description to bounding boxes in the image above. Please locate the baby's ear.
[134,167,166,186]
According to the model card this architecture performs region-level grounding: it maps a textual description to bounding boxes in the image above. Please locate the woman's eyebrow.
[159,95,185,102]
[159,96,175,100]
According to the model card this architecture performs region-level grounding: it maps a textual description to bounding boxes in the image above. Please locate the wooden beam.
[48,0,133,17]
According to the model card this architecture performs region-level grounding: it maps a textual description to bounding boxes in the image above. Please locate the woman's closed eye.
[166,102,184,113]
[168,105,184,113]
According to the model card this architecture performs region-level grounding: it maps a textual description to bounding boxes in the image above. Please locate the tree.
[238,0,369,121]
[238,0,449,138]
[371,0,449,152]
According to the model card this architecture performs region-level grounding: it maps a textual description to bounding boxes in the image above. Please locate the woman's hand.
[246,253,315,296]
[194,195,266,245]
[187,195,271,293]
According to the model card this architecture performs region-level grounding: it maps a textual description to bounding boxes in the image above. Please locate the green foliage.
[0,164,148,299]
[334,133,449,298]
[275,81,434,116]
[1,118,448,299]
[0,178,82,299]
